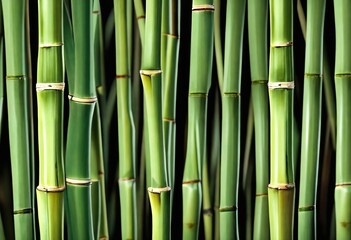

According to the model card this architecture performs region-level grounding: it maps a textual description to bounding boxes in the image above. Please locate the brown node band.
[118,177,135,182]
[223,92,240,97]
[192,4,215,11]
[256,193,268,197]
[137,15,145,20]
[6,75,26,80]
[219,205,237,212]
[182,179,201,185]
[115,74,130,79]
[268,183,295,190]
[148,186,171,193]
[271,41,293,48]
[299,205,315,212]
[203,208,213,215]
[92,10,100,14]
[189,92,208,97]
[335,73,351,78]
[37,185,65,193]
[335,182,351,187]
[66,178,92,186]
[14,208,32,215]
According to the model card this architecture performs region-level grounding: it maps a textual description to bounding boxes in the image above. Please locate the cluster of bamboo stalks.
[0,0,349,239]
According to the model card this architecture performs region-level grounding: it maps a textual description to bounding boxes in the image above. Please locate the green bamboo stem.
[298,1,325,236]
[162,0,180,225]
[133,0,145,47]
[2,0,34,238]
[36,0,65,239]
[247,0,269,238]
[219,0,245,238]
[334,0,351,238]
[202,153,213,240]
[182,1,214,238]
[213,0,223,94]
[268,1,295,239]
[114,0,137,238]
[161,0,169,74]
[65,0,95,238]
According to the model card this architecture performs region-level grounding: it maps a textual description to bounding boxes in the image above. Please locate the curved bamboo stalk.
[36,0,65,238]
[182,1,214,238]
[65,0,95,238]
[298,0,326,238]
[219,0,246,238]
[334,0,351,238]
[247,0,269,238]
[1,0,34,238]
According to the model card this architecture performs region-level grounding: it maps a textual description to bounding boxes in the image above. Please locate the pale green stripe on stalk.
[183,0,214,238]
[334,0,351,238]
[2,0,34,238]
[298,0,325,238]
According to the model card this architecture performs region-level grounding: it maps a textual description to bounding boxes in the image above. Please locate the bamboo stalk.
[219,0,245,238]
[247,0,269,238]
[268,0,295,239]
[182,1,214,238]
[65,0,95,238]
[133,0,145,47]
[114,0,138,238]
[36,0,65,238]
[213,0,223,94]
[298,0,325,238]
[334,0,351,238]
[1,0,34,238]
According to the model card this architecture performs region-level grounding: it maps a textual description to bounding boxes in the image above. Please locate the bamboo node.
[189,92,208,98]
[268,183,295,190]
[36,82,65,92]
[115,74,130,79]
[6,75,26,80]
[162,33,180,39]
[335,182,351,187]
[37,185,66,192]
[14,208,32,215]
[163,117,176,123]
[182,179,201,185]
[271,41,293,48]
[68,94,97,104]
[223,92,240,97]
[140,69,162,77]
[192,4,215,12]
[203,208,213,215]
[118,177,135,182]
[335,73,351,78]
[268,81,295,90]
[304,73,323,78]
[255,193,268,197]
[39,42,64,48]
[92,10,100,14]
[137,15,145,20]
[252,80,268,84]
[219,205,237,212]
[148,186,171,193]
[299,205,315,212]
[66,178,92,186]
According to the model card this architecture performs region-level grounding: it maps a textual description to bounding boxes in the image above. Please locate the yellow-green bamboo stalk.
[36,0,65,238]
[247,0,269,238]
[182,1,214,238]
[298,0,326,238]
[334,0,351,238]
[2,0,34,238]
[65,0,96,238]
[268,0,295,239]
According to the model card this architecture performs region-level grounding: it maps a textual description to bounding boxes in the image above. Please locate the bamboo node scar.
[268,183,295,190]
[219,205,238,212]
[192,4,215,12]
[68,94,97,104]
[14,208,33,215]
[271,41,293,48]
[182,179,201,185]
[39,42,64,48]
[299,205,315,212]
[335,182,351,187]
[118,178,135,182]
[140,69,162,77]
[148,186,171,194]
[66,178,92,186]
[37,185,66,193]
[6,75,26,80]
[115,74,130,79]
[36,82,65,91]
[268,81,295,90]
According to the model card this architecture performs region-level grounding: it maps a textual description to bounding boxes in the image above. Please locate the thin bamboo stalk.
[65,0,95,238]
[36,0,65,238]
[1,0,34,238]
[182,1,214,238]
[247,0,269,238]
[219,0,245,238]
[133,0,145,47]
[213,0,223,94]
[298,0,325,237]
[268,0,295,239]
[114,0,138,238]
[334,0,351,238]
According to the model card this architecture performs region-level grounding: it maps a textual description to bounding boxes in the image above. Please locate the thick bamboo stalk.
[334,0,351,238]
[219,0,245,238]
[247,0,269,238]
[182,1,214,238]
[1,0,34,238]
[268,1,295,239]
[298,0,325,238]
[114,0,137,238]
[65,0,95,238]
[36,0,65,238]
